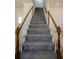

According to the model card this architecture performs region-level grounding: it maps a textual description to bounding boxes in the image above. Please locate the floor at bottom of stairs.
[20,50,56,59]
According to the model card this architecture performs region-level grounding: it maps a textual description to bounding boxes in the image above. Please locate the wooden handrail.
[43,4,57,30]
[48,11,58,30]
[43,5,63,59]
[15,6,33,59]
[19,6,33,31]
[43,3,48,13]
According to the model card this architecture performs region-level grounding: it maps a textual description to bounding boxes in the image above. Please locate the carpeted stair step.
[32,16,45,18]
[34,14,44,16]
[30,21,46,24]
[31,18,46,21]
[25,34,52,42]
[27,29,50,34]
[21,50,56,59]
[22,41,54,51]
[29,24,48,29]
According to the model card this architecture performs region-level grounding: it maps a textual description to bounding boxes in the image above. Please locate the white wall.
[49,8,63,31]
[15,0,33,29]
[15,0,23,29]
[44,0,63,31]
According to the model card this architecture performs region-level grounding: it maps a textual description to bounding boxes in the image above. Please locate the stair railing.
[43,4,63,59]
[15,6,35,59]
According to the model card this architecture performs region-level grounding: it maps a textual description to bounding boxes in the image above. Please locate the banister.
[43,4,57,30]
[19,6,33,31]
[48,11,58,30]
[15,6,33,59]
[43,3,48,13]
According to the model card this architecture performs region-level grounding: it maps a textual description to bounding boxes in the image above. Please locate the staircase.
[21,8,56,59]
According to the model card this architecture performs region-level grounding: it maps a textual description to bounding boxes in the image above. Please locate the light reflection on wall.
[18,17,22,24]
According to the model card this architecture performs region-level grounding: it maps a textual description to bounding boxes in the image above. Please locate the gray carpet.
[20,8,56,59]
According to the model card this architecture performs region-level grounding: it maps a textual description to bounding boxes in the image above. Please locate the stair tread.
[21,50,56,59]
[33,16,45,18]
[29,24,47,25]
[31,20,45,22]
[23,41,53,45]
[26,34,51,36]
[32,17,45,19]
[28,29,49,30]
[25,34,52,42]
[27,29,50,34]
[30,21,46,24]
[23,41,54,50]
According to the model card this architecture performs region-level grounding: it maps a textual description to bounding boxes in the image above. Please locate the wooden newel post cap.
[57,26,61,35]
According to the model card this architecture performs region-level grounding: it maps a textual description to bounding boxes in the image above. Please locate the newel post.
[56,26,62,59]
[15,27,20,59]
